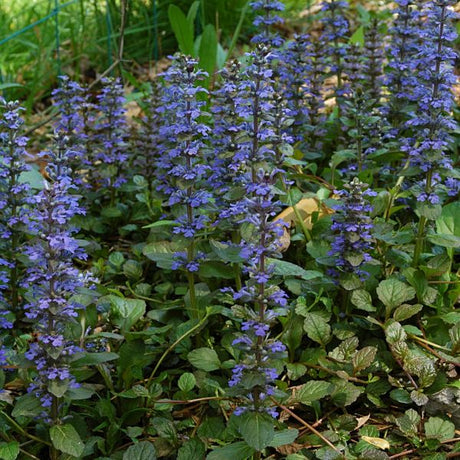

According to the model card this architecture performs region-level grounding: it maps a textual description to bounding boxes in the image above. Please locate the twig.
[270,397,342,454]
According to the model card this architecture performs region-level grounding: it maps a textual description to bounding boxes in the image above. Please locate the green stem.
[384,158,410,221]
[145,313,209,387]
[0,412,51,446]
[413,168,433,267]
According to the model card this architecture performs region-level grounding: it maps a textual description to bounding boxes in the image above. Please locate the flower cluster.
[218,46,290,417]
[157,56,211,274]
[278,34,310,142]
[404,0,457,175]
[320,0,349,101]
[304,38,327,155]
[0,100,32,329]
[385,0,423,128]
[250,0,285,47]
[329,178,376,279]
[362,19,384,103]
[52,76,87,186]
[23,134,89,415]
[94,77,128,192]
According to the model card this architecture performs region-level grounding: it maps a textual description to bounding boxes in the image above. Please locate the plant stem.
[145,313,209,387]
[413,168,433,267]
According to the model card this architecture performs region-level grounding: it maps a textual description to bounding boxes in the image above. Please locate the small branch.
[270,397,342,454]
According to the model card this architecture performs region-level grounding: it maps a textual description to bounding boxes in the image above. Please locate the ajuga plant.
[385,0,422,132]
[23,134,89,428]
[304,37,327,157]
[362,18,385,105]
[93,77,128,203]
[340,44,385,175]
[405,0,457,266]
[222,46,290,444]
[52,76,87,186]
[328,178,376,282]
[135,80,161,193]
[250,0,285,47]
[156,56,211,320]
[320,0,349,114]
[277,34,310,143]
[0,100,32,329]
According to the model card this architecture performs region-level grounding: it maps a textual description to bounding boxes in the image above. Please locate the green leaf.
[19,166,44,190]
[71,351,119,367]
[350,25,364,46]
[436,202,460,237]
[66,386,95,400]
[0,83,24,90]
[352,347,377,373]
[393,304,423,322]
[11,393,43,418]
[331,379,363,407]
[0,442,19,460]
[390,389,412,404]
[50,424,85,457]
[385,321,407,345]
[268,259,322,280]
[198,24,218,83]
[143,220,178,229]
[178,438,205,460]
[416,202,442,220]
[143,241,177,269]
[269,429,299,447]
[449,323,460,354]
[427,234,460,248]
[295,380,331,405]
[377,279,415,316]
[209,239,244,263]
[350,289,375,312]
[424,417,455,441]
[123,441,157,460]
[198,261,235,279]
[178,372,196,392]
[168,4,194,55]
[187,348,220,371]
[396,409,420,437]
[207,441,255,460]
[303,313,331,346]
[186,1,200,23]
[238,412,275,451]
[108,296,146,332]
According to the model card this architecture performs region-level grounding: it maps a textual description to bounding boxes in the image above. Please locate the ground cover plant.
[0,0,459,459]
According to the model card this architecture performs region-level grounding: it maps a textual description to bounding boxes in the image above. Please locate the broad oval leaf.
[0,442,19,460]
[424,417,455,441]
[50,424,85,458]
[295,380,331,405]
[352,347,378,373]
[377,279,415,315]
[303,313,331,346]
[237,412,275,451]
[207,441,255,460]
[123,441,157,460]
[187,348,220,372]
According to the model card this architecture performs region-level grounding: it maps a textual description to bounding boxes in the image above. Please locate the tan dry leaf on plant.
[275,198,333,252]
[361,436,390,450]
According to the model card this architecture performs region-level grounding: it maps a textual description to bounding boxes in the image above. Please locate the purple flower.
[329,178,375,279]
[23,134,93,415]
[156,55,210,274]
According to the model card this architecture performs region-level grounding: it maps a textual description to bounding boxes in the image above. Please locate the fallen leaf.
[361,436,390,450]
